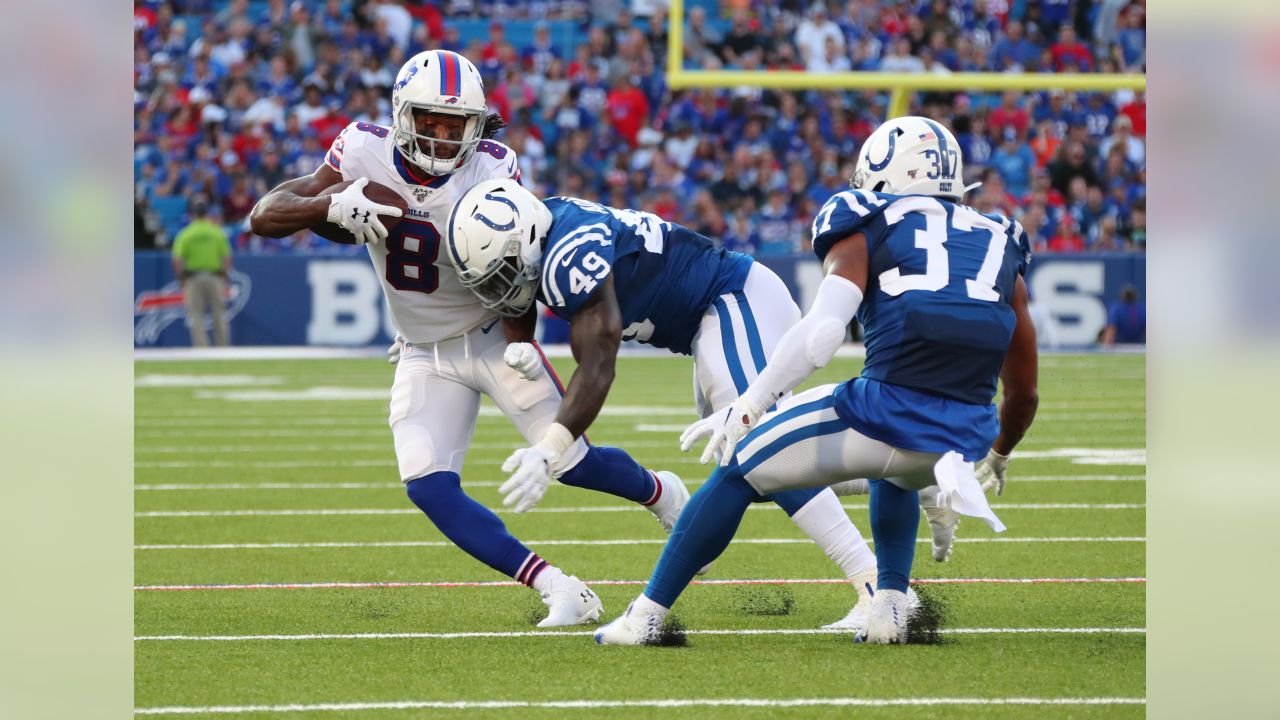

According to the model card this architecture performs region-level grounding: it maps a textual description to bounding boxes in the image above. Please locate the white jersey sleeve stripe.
[540,223,613,308]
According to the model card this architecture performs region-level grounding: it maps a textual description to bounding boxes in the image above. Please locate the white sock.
[531,565,564,594]
[850,569,877,601]
[790,488,878,582]
[632,593,670,620]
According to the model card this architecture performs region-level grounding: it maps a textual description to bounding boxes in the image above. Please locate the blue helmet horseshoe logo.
[473,191,518,231]
[867,127,904,172]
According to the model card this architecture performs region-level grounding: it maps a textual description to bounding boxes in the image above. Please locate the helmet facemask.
[456,230,541,317]
[390,51,488,176]
[394,103,484,176]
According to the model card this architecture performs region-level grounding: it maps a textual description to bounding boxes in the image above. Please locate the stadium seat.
[150,196,190,238]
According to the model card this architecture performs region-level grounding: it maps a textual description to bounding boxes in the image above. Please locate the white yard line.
[133,474,1145,491]
[134,696,1145,715]
[134,503,1145,518]
[135,440,678,455]
[135,577,1147,592]
[135,627,1147,643]
[135,536,1146,551]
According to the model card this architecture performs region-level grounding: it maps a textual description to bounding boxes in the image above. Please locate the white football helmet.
[391,50,487,175]
[446,178,553,317]
[851,116,981,200]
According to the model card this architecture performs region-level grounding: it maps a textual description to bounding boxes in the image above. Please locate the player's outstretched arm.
[683,233,869,465]
[496,280,621,514]
[556,276,623,438]
[501,308,545,381]
[742,232,870,410]
[994,276,1040,453]
[979,275,1040,495]
[503,306,538,343]
[248,164,342,238]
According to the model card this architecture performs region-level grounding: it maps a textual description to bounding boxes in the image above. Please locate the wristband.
[536,423,575,458]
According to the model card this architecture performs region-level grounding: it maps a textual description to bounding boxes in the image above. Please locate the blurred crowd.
[134,0,1146,256]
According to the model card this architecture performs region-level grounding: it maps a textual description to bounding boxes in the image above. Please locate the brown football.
[311,180,409,244]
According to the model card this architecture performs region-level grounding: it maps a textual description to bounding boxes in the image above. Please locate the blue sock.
[765,487,826,516]
[645,462,760,608]
[406,472,548,585]
[557,445,657,504]
[868,478,920,593]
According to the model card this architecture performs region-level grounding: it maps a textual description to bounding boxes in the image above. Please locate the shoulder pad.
[472,140,520,180]
[811,190,892,260]
[540,226,616,312]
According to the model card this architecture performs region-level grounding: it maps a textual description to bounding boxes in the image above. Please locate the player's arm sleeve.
[1010,219,1032,276]
[323,122,358,174]
[810,190,890,261]
[738,272,864,412]
[538,233,616,318]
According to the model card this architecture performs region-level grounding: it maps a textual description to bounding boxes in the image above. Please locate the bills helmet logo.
[443,97,459,104]
[394,63,419,91]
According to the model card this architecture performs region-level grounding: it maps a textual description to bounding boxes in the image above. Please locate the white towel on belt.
[933,451,1006,533]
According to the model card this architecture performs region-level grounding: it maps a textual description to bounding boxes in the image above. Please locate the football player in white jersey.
[249,50,692,628]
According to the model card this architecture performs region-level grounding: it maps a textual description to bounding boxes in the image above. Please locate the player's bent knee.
[405,471,462,513]
[391,419,447,481]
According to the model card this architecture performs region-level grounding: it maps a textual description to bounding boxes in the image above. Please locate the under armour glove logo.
[351,209,371,223]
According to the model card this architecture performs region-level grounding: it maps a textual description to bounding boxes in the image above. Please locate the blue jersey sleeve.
[811,190,893,260]
[539,230,618,318]
[1009,218,1032,276]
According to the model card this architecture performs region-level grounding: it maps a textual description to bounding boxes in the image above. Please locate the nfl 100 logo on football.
[133,270,251,345]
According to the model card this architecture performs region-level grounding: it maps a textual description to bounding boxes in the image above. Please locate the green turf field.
[134,352,1145,718]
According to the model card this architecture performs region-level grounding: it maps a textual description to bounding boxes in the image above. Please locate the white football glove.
[504,342,543,381]
[326,177,403,245]
[498,424,574,513]
[976,449,1012,496]
[499,446,554,513]
[387,333,406,364]
[679,394,769,466]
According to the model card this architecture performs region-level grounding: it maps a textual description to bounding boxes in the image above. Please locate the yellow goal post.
[664,0,1147,119]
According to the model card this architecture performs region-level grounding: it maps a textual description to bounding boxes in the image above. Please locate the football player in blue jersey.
[589,116,1041,645]
[444,178,946,632]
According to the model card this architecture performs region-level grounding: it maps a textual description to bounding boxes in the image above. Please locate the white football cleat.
[857,588,913,644]
[536,575,602,628]
[646,471,690,532]
[593,601,663,645]
[646,471,712,575]
[920,486,960,562]
[823,574,920,633]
